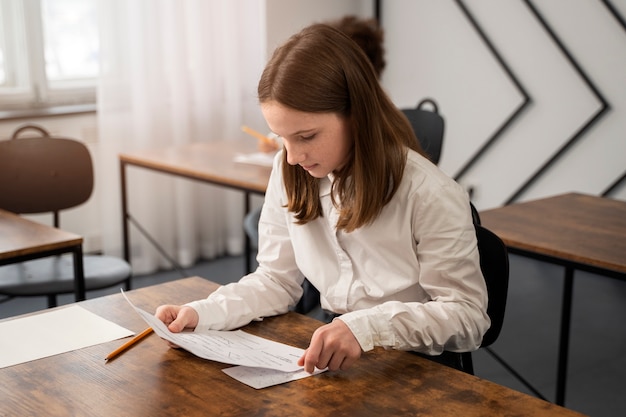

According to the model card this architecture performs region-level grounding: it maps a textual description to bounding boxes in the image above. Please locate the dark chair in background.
[401,98,445,165]
[0,124,132,308]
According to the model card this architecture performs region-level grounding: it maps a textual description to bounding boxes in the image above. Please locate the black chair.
[401,98,445,165]
[457,210,510,374]
[0,124,132,308]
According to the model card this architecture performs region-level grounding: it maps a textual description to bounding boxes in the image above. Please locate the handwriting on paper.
[122,290,303,372]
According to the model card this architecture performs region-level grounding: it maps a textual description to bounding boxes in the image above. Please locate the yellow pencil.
[105,327,153,361]
[241,125,274,146]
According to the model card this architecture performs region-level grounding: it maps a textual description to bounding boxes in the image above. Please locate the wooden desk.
[119,140,271,274]
[0,208,85,301]
[0,277,585,416]
[480,193,626,406]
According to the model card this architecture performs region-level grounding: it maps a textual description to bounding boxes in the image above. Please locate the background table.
[0,276,585,416]
[119,140,271,274]
[0,208,85,301]
[480,192,626,406]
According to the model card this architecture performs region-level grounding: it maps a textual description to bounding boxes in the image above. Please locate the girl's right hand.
[154,304,199,333]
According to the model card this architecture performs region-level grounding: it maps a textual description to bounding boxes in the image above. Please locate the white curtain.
[96,0,266,274]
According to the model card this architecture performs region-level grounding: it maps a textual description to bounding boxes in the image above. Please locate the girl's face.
[261,101,352,178]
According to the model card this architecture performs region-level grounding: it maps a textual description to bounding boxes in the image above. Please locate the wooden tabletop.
[480,193,626,276]
[119,140,271,194]
[0,276,585,416]
[0,208,82,262]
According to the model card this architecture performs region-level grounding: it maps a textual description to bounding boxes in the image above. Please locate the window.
[0,0,98,112]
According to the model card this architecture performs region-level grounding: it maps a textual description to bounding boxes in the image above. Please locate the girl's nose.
[284,142,305,166]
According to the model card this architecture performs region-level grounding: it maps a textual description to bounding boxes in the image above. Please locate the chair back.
[474,223,509,347]
[0,124,94,218]
[401,98,445,165]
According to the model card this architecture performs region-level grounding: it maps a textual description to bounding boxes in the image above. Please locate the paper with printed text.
[121,290,327,385]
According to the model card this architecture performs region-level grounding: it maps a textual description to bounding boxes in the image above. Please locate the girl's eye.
[300,134,315,141]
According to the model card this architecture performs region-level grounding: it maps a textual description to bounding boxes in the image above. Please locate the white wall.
[265,0,374,60]
[382,0,626,209]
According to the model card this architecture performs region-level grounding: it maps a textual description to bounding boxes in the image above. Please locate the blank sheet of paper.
[0,305,134,368]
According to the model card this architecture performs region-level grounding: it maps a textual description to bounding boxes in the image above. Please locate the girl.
[156,23,489,374]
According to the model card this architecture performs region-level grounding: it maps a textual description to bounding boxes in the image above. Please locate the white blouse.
[187,149,490,355]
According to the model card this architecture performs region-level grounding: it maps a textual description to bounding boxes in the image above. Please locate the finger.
[339,354,358,371]
[155,305,180,326]
[326,352,345,372]
[303,352,317,374]
[315,347,334,371]
[154,305,171,324]
[303,340,323,374]
[168,316,188,333]
[297,349,307,367]
[166,307,199,333]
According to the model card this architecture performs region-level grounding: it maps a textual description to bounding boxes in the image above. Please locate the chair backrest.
[474,222,509,347]
[0,124,94,220]
[401,98,445,165]
[470,202,509,347]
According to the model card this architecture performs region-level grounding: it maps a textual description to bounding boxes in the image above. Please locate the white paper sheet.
[222,365,326,389]
[123,291,303,372]
[122,290,327,387]
[233,152,275,167]
[0,305,134,368]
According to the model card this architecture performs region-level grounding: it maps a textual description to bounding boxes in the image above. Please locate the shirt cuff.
[337,309,395,352]
[184,296,228,331]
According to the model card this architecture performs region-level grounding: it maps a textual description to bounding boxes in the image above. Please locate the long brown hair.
[258,24,423,232]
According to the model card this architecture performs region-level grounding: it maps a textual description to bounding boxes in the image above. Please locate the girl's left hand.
[298,319,362,373]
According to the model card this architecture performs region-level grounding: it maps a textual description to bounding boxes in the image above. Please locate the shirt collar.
[319,174,333,197]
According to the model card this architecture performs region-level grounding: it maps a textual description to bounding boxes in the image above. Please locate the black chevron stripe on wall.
[381,0,626,208]
[452,0,531,185]
[504,0,611,204]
